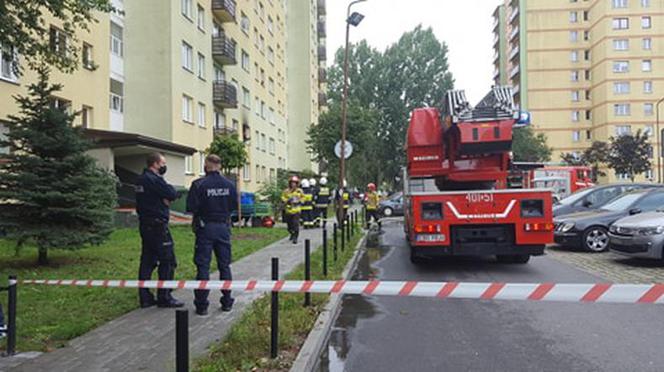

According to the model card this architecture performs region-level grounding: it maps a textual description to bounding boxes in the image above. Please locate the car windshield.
[558,187,594,205]
[601,192,645,212]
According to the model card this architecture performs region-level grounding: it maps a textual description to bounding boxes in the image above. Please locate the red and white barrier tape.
[18,279,664,304]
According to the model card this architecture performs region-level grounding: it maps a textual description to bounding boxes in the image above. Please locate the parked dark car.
[379,192,404,217]
[553,183,654,217]
[554,188,664,252]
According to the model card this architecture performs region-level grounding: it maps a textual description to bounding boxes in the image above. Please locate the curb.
[290,230,369,372]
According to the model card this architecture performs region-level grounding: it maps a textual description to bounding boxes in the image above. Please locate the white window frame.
[644,81,653,94]
[613,81,630,95]
[243,163,251,181]
[644,103,654,116]
[643,38,652,50]
[614,104,631,116]
[110,22,123,57]
[572,131,581,142]
[615,125,632,136]
[199,154,206,176]
[613,39,629,51]
[197,53,206,79]
[185,155,194,175]
[642,16,652,29]
[197,4,205,30]
[612,18,629,30]
[572,111,580,122]
[181,0,193,20]
[198,102,206,127]
[642,59,652,72]
[182,41,193,71]
[0,45,18,82]
[613,60,630,73]
[182,95,193,123]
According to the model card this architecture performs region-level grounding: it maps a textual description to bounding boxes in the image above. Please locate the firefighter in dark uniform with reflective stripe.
[186,154,238,316]
[282,176,304,243]
[315,177,331,226]
[335,180,350,225]
[135,152,184,308]
[301,179,314,229]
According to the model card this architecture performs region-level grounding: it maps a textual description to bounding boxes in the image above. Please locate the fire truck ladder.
[443,86,516,123]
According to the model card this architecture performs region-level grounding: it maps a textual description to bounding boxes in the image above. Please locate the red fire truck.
[404,87,554,264]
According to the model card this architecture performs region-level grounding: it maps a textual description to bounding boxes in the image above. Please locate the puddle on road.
[317,231,391,372]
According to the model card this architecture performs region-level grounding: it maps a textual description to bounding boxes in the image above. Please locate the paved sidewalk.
[1,220,346,372]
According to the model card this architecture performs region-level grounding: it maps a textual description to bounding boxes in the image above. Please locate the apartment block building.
[287,0,328,173]
[493,0,664,182]
[1,0,326,193]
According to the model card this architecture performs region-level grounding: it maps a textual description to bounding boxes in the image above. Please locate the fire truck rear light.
[414,224,441,234]
[525,223,554,232]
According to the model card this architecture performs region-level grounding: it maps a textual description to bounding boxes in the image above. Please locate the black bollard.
[271,257,279,359]
[333,223,338,259]
[175,309,189,372]
[6,275,17,356]
[341,220,346,252]
[346,217,351,242]
[304,240,311,307]
[323,228,328,277]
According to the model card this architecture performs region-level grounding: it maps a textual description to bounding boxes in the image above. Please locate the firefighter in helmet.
[300,179,314,229]
[364,183,380,229]
[281,176,304,243]
[315,177,331,226]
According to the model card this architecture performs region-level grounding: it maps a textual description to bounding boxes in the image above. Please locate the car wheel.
[583,226,610,252]
[383,207,394,217]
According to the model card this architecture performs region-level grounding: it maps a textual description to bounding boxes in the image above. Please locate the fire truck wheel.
[582,226,609,252]
[497,255,530,264]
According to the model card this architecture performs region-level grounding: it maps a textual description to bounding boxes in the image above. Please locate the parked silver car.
[609,211,664,260]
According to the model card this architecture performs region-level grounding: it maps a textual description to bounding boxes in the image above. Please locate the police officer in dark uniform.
[135,152,183,308]
[186,154,238,316]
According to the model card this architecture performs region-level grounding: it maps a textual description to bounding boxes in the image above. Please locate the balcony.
[212,35,236,65]
[509,45,520,61]
[319,67,327,83]
[318,0,326,16]
[214,126,238,136]
[493,68,501,80]
[318,46,327,62]
[509,26,519,42]
[211,0,236,23]
[318,20,326,38]
[213,80,238,109]
[319,92,327,107]
[493,32,500,47]
[510,65,520,79]
[509,6,519,24]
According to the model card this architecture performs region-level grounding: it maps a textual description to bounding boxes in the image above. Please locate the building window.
[110,79,124,113]
[49,27,68,56]
[268,78,275,95]
[615,125,632,136]
[255,165,260,182]
[185,156,193,175]
[182,95,193,122]
[585,90,591,100]
[614,104,631,116]
[269,107,276,124]
[643,60,652,72]
[0,45,18,82]
[82,43,94,69]
[586,130,592,140]
[569,11,578,23]
[198,102,206,127]
[242,87,251,108]
[645,125,654,137]
[243,163,251,181]
[81,106,93,128]
[572,111,580,122]
[261,101,266,119]
[585,70,591,80]
[644,103,654,116]
[255,130,260,149]
[269,137,275,154]
[182,41,193,71]
[613,60,629,73]
[642,0,650,7]
[241,13,250,34]
[181,0,193,19]
[199,154,206,175]
[255,96,260,115]
[571,70,580,82]
[261,133,266,151]
[197,4,205,30]
[586,110,592,120]
[643,38,652,50]
[267,16,274,34]
[572,131,580,142]
[644,81,653,93]
[642,16,652,29]
[612,0,628,8]
[614,81,630,94]
[612,18,629,30]
[570,31,578,42]
[584,30,590,41]
[214,110,225,129]
[570,50,579,62]
[571,91,580,102]
[241,50,250,71]
[110,22,123,57]
[267,47,274,65]
[197,53,205,79]
[613,39,629,51]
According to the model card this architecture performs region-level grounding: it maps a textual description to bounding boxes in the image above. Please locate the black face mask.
[158,165,167,175]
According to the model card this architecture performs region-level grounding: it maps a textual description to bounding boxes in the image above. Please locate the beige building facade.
[494,0,664,182]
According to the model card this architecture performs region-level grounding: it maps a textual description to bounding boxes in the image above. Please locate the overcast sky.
[325,0,503,103]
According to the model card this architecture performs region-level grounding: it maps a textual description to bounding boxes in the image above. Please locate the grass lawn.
[195,223,366,372]
[0,225,288,352]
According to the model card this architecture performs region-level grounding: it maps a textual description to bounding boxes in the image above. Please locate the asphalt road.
[317,219,664,372]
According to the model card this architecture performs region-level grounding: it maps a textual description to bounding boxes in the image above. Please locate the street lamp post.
[338,0,367,224]
[657,97,664,183]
